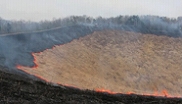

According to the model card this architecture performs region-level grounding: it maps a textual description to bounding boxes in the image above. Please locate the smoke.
[0,25,94,71]
[0,15,182,75]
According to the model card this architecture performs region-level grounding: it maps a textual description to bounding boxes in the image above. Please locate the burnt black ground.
[0,66,182,104]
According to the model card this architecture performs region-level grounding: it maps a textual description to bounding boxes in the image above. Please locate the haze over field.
[0,0,181,21]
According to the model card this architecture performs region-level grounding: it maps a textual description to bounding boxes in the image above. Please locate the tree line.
[0,15,182,36]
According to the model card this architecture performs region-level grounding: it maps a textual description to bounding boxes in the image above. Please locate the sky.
[0,0,182,21]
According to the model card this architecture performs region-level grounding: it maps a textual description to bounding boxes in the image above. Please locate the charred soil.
[0,67,182,104]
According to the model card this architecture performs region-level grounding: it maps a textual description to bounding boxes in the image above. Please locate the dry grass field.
[18,30,182,96]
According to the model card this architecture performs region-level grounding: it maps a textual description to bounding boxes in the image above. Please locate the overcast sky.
[0,0,181,21]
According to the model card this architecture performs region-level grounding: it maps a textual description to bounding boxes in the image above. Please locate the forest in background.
[0,15,182,37]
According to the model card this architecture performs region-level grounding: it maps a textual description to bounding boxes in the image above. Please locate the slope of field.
[18,30,182,96]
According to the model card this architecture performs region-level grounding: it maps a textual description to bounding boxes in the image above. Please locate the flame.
[16,53,38,69]
[16,64,23,69]
[141,90,170,97]
[94,88,180,98]
[127,91,134,94]
[34,74,50,83]
[95,88,117,94]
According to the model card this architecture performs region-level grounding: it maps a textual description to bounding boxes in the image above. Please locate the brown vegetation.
[18,30,182,96]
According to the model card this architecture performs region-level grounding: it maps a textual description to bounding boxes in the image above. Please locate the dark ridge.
[0,67,182,104]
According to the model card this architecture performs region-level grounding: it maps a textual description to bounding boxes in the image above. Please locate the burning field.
[16,30,182,97]
[0,16,182,103]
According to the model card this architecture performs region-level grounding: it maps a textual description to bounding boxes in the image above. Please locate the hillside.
[17,30,182,97]
[1,15,182,71]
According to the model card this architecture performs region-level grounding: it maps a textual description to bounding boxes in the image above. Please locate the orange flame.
[94,88,178,98]
[16,64,23,69]
[95,88,117,94]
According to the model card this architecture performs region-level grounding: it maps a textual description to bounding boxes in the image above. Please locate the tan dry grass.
[18,30,182,96]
